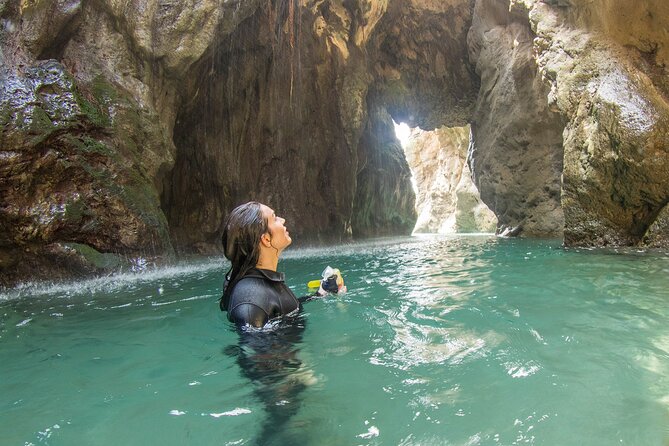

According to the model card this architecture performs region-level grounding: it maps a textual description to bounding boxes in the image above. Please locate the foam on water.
[0,236,424,301]
[0,258,227,301]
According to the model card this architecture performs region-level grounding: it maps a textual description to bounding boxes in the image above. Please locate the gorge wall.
[1,0,668,285]
[404,125,497,234]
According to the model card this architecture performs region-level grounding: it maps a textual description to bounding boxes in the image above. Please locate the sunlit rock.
[404,126,496,234]
[528,0,669,246]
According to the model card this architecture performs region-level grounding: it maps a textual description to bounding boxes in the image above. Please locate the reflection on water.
[362,238,506,371]
[224,315,316,446]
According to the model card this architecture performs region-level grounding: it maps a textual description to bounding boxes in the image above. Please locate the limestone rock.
[4,0,669,287]
[352,106,416,237]
[164,3,364,249]
[15,0,83,59]
[405,125,496,233]
[0,59,173,286]
[641,204,669,249]
[455,173,498,233]
[164,1,419,250]
[467,0,565,238]
[528,0,669,246]
[370,0,478,129]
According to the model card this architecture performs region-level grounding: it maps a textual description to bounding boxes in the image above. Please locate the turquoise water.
[1,236,668,445]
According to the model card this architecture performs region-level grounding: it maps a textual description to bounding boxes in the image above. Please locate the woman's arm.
[297,283,330,303]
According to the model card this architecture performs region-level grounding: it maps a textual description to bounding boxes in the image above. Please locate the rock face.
[0,59,174,284]
[528,0,669,246]
[642,203,669,249]
[163,1,421,250]
[466,0,669,245]
[352,105,417,237]
[1,0,669,285]
[369,0,479,129]
[0,0,255,282]
[405,126,497,233]
[467,0,566,238]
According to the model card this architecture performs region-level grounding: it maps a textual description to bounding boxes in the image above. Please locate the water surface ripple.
[1,236,668,445]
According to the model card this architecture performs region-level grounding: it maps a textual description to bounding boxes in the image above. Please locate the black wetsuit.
[223,293,309,445]
[226,268,303,328]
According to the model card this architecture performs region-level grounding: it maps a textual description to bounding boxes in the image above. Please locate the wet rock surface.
[0,60,174,285]
[1,0,668,285]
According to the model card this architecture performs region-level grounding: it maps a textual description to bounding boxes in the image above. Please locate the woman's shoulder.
[230,275,270,299]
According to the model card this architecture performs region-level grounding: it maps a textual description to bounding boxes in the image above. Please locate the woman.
[220,201,317,328]
[221,202,319,442]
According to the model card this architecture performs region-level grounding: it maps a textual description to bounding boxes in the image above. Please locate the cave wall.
[368,0,479,129]
[164,0,479,249]
[0,0,427,284]
[352,103,416,237]
[527,0,669,246]
[2,0,669,285]
[467,0,566,237]
[0,0,262,283]
[165,2,380,250]
[1,2,173,284]
[466,0,669,245]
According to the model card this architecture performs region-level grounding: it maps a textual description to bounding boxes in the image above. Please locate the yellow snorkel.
[307,279,322,289]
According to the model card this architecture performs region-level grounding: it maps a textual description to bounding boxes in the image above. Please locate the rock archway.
[163,0,482,250]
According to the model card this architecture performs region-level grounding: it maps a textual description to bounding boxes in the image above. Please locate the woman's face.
[260,204,292,251]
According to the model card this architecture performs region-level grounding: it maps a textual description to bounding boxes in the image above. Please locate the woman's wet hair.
[220,201,268,311]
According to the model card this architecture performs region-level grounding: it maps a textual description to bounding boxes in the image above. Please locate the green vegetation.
[61,242,124,270]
